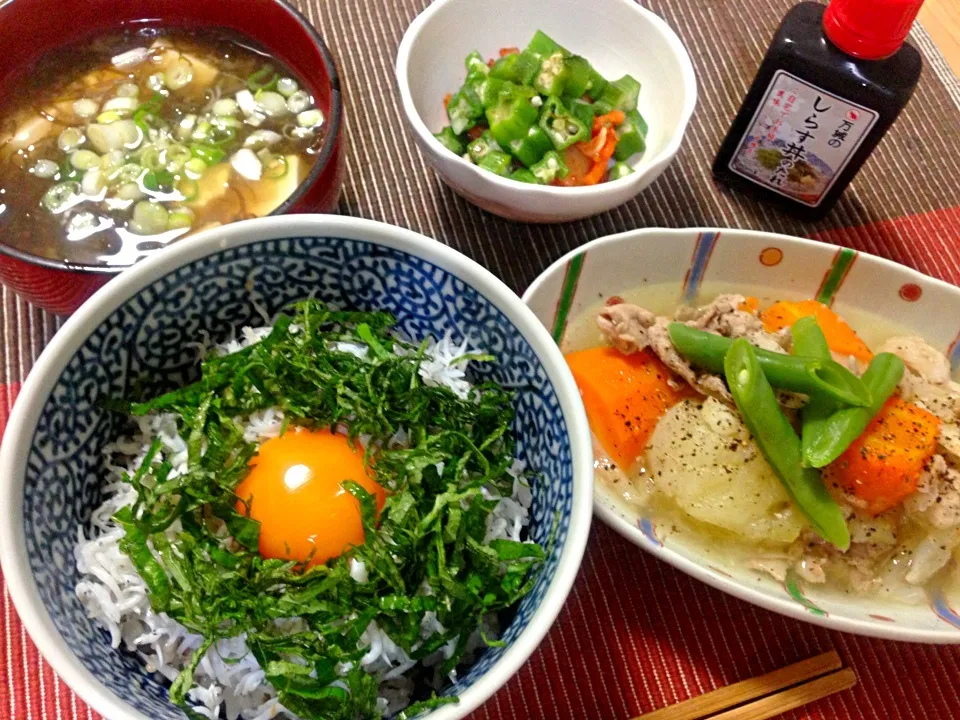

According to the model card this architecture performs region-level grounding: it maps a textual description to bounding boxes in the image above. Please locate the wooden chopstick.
[708,668,857,720]
[633,651,850,720]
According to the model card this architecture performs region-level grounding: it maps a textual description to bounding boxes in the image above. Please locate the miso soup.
[0,26,326,267]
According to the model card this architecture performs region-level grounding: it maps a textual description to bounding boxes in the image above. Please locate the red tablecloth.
[3,0,960,718]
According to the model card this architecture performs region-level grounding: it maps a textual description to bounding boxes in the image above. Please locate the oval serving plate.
[523,227,960,643]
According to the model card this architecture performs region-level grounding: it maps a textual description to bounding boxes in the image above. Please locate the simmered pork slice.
[905,454,960,529]
[880,335,960,471]
[675,293,791,353]
[598,295,789,404]
[596,303,656,354]
[881,335,960,422]
[598,305,732,402]
[879,335,952,385]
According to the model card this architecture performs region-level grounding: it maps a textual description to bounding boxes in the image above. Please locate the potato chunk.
[648,398,805,543]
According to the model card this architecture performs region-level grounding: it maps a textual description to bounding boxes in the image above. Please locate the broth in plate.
[0,26,326,266]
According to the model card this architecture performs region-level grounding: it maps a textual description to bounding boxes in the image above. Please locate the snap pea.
[802,352,905,468]
[791,316,831,358]
[667,323,871,407]
[724,339,851,550]
[790,317,837,467]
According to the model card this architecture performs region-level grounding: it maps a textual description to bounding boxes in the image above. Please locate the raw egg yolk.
[235,428,386,567]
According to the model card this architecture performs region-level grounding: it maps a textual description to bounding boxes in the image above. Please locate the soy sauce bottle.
[712,0,924,220]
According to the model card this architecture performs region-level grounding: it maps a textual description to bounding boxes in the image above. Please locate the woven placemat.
[2,1,960,718]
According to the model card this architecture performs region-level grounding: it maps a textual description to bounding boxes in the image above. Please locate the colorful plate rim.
[522,226,960,644]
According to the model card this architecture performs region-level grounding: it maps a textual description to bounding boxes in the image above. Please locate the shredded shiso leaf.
[113,301,544,719]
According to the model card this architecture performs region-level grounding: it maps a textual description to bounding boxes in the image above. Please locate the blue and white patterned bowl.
[0,215,593,720]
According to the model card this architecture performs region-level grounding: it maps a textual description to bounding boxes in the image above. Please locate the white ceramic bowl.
[523,226,960,643]
[396,0,696,223]
[0,215,594,719]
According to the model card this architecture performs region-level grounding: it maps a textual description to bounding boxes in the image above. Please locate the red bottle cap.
[823,0,925,60]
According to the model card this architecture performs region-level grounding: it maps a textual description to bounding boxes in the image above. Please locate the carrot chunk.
[824,397,940,514]
[760,300,873,363]
[565,347,689,470]
[592,110,626,131]
[575,126,611,162]
[553,145,593,186]
[740,296,760,314]
[581,129,618,185]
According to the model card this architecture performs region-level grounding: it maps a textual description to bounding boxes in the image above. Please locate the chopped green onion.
[168,208,194,229]
[134,93,165,132]
[276,78,298,97]
[88,120,141,153]
[65,211,102,238]
[116,82,140,98]
[32,159,59,179]
[164,144,192,171]
[103,97,139,114]
[115,182,144,201]
[257,149,287,179]
[213,115,242,130]
[243,112,266,128]
[230,148,262,180]
[164,58,194,90]
[97,111,123,124]
[184,157,207,178]
[190,143,226,165]
[208,127,237,147]
[285,90,311,114]
[107,163,142,186]
[100,149,126,171]
[42,181,80,212]
[176,114,197,142]
[73,99,99,119]
[235,89,257,116]
[142,92,165,114]
[212,98,239,116]
[246,64,279,92]
[255,90,289,118]
[191,120,213,141]
[175,177,198,201]
[58,156,81,182]
[243,129,282,149]
[147,73,165,92]
[111,48,149,69]
[283,123,312,141]
[70,149,101,170]
[133,109,157,132]
[81,167,106,195]
[142,168,175,191]
[129,200,169,235]
[57,127,85,152]
[296,109,323,128]
[140,146,162,170]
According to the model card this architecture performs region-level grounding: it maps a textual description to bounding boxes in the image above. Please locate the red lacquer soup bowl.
[0,0,344,314]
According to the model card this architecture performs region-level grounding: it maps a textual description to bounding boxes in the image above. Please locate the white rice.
[74,324,534,719]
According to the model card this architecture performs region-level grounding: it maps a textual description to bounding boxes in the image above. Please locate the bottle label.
[727,70,878,207]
